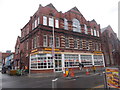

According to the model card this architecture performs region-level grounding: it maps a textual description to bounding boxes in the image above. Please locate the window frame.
[72,18,81,32]
[64,18,68,30]
[49,17,54,27]
[56,37,60,48]
[43,16,47,26]
[43,35,48,47]
[65,37,69,48]
[55,19,59,28]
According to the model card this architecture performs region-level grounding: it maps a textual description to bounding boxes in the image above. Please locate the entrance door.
[55,54,62,72]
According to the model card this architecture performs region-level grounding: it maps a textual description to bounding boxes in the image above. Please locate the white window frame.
[84,24,88,34]
[55,19,59,28]
[64,54,79,68]
[65,37,69,48]
[35,19,37,28]
[74,39,78,49]
[64,18,68,30]
[43,35,48,47]
[56,37,60,48]
[49,17,54,27]
[72,18,81,32]
[94,29,97,36]
[79,39,83,49]
[91,29,93,35]
[81,55,92,66]
[49,36,53,47]
[97,31,99,37]
[93,55,103,66]
[43,16,47,26]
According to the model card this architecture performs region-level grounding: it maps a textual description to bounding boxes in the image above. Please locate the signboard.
[44,48,60,51]
[93,51,102,54]
[31,49,38,53]
[106,68,120,88]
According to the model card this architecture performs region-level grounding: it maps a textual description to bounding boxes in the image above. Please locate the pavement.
[27,68,104,79]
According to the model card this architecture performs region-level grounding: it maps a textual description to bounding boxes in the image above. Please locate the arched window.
[72,18,81,32]
[64,18,68,30]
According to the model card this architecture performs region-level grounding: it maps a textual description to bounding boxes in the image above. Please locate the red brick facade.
[14,3,104,73]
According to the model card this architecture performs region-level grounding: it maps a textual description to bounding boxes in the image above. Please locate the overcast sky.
[0,0,119,52]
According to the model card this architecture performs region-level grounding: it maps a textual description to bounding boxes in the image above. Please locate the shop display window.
[81,55,92,66]
[64,54,79,68]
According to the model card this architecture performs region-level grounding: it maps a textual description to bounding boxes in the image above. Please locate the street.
[1,72,105,89]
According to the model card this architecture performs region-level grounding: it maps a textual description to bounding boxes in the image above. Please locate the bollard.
[52,78,58,89]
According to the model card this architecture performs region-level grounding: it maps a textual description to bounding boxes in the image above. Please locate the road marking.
[93,85,104,88]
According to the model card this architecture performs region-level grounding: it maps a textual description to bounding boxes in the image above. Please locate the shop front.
[29,50,105,73]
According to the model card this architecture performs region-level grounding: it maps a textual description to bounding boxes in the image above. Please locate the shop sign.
[106,68,120,88]
[44,48,60,51]
[93,51,102,54]
[31,49,38,53]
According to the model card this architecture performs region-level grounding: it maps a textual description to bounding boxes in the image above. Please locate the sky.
[0,0,119,52]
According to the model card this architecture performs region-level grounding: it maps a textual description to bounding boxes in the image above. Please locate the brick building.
[14,4,105,73]
[14,36,21,69]
[101,25,120,67]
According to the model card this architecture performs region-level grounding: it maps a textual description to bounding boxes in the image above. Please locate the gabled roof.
[91,19,97,23]
[45,3,58,11]
[101,25,114,34]
[71,6,80,13]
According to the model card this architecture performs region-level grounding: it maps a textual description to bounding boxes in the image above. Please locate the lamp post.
[51,16,58,89]
[52,16,55,73]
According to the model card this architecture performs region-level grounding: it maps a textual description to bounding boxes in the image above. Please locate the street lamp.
[52,16,55,73]
[51,15,58,89]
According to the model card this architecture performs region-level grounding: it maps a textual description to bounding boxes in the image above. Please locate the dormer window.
[72,18,81,32]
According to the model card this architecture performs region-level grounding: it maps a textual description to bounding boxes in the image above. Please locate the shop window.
[94,55,103,65]
[81,55,92,66]
[64,54,79,68]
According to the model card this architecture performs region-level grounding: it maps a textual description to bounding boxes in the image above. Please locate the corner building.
[19,4,105,73]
